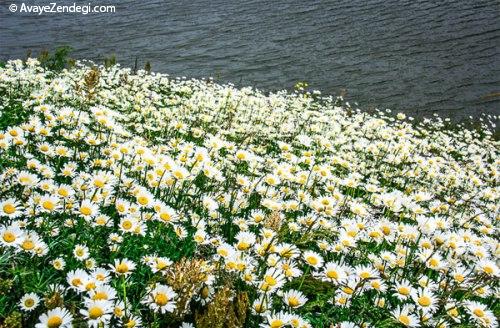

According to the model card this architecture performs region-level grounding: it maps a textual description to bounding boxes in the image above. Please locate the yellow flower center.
[360,272,371,279]
[154,293,169,306]
[43,201,55,211]
[418,296,431,307]
[473,308,485,318]
[137,196,149,205]
[429,258,439,267]
[71,278,82,286]
[2,232,16,243]
[80,206,92,216]
[264,275,277,286]
[159,212,171,221]
[254,303,265,313]
[270,319,284,328]
[94,180,105,188]
[306,256,318,266]
[483,266,494,275]
[47,315,63,328]
[116,263,129,273]
[288,296,300,307]
[88,306,104,319]
[24,299,35,307]
[341,239,351,246]
[92,292,108,300]
[237,241,250,251]
[122,221,132,230]
[326,270,339,280]
[156,261,168,271]
[85,282,96,291]
[398,315,410,326]
[3,204,15,214]
[398,287,410,296]
[448,307,458,317]
[21,240,35,250]
[114,307,123,317]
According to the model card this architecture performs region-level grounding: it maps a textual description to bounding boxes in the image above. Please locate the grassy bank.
[0,58,498,328]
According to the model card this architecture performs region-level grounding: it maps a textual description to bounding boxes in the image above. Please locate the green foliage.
[37,46,74,71]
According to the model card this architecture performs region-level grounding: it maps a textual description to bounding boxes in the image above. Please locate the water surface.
[1,0,499,121]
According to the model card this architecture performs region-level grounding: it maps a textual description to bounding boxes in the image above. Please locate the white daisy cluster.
[0,58,498,328]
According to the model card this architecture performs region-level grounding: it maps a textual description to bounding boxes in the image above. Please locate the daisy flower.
[0,223,23,247]
[19,292,40,312]
[146,256,173,273]
[73,244,90,261]
[88,284,117,301]
[411,288,438,314]
[39,195,60,213]
[17,171,39,187]
[393,280,413,300]
[91,267,111,284]
[320,262,348,283]
[80,299,113,327]
[51,257,66,271]
[155,204,178,224]
[251,296,270,315]
[235,231,256,251]
[110,259,136,276]
[391,305,420,327]
[355,265,379,280]
[0,198,22,218]
[282,289,308,308]
[135,189,154,208]
[78,200,99,218]
[258,269,286,293]
[261,311,293,328]
[465,301,498,328]
[476,260,499,277]
[302,250,324,269]
[123,314,143,328]
[66,269,89,291]
[142,284,177,314]
[35,307,73,328]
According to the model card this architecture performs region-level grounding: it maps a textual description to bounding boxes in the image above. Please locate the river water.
[1,0,499,121]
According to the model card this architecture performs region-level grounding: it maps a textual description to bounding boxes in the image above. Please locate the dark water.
[1,0,500,121]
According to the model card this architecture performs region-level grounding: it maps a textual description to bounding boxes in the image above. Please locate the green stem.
[122,275,127,316]
[298,266,310,291]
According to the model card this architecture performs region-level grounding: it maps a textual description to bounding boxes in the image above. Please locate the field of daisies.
[0,58,498,328]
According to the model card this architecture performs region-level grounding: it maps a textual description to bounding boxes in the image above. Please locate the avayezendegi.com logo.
[8,2,116,15]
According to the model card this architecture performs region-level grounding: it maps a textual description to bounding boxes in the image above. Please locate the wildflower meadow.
[0,59,498,328]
